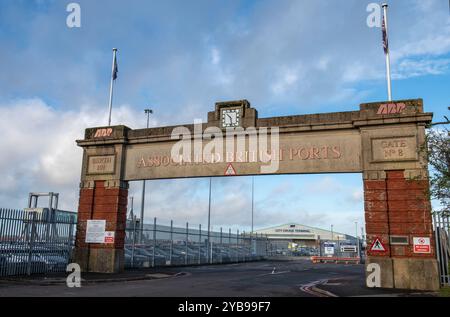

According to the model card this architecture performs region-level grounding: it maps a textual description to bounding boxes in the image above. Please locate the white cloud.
[0,98,154,210]
[271,65,301,95]
[393,58,450,79]
[211,47,221,65]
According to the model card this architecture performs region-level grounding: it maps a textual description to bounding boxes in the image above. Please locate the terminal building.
[253,223,357,252]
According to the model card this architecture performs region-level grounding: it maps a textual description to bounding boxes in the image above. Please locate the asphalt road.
[0,259,436,297]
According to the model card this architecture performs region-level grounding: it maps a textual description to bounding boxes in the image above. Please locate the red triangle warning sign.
[370,238,386,252]
[224,163,237,176]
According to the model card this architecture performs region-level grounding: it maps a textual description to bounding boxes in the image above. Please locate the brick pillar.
[74,180,128,273]
[364,170,439,290]
[386,171,434,258]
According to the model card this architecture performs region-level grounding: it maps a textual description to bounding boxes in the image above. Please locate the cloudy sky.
[0,0,449,236]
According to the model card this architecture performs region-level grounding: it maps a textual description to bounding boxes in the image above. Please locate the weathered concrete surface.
[393,258,440,291]
[366,256,394,288]
[87,248,125,274]
[74,248,125,273]
[124,130,363,180]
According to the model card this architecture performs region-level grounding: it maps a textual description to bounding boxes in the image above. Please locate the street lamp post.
[207,177,212,263]
[251,176,255,255]
[251,176,254,234]
[139,108,153,243]
[355,221,360,259]
[331,224,334,241]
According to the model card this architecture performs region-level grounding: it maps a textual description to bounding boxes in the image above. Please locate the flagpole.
[382,3,392,101]
[107,48,118,126]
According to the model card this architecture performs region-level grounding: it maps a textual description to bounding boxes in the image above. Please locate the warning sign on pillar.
[224,163,237,176]
[370,237,386,252]
[413,237,431,254]
[104,231,115,244]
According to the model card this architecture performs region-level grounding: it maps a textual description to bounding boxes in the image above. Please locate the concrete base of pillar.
[366,256,440,291]
[74,248,125,273]
[366,257,394,288]
[392,257,440,291]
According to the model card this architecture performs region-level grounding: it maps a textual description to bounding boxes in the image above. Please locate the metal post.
[27,213,37,276]
[107,48,118,126]
[220,227,223,263]
[67,216,75,260]
[198,224,202,264]
[131,215,137,268]
[45,193,53,241]
[270,235,273,256]
[331,224,334,241]
[355,221,359,259]
[152,217,156,267]
[236,229,239,262]
[170,220,173,266]
[337,235,340,259]
[433,214,441,285]
[210,238,213,264]
[139,180,145,244]
[229,228,231,262]
[441,214,450,285]
[185,222,189,265]
[243,231,246,262]
[52,193,59,239]
[129,196,134,220]
[207,177,212,265]
[251,176,254,234]
[139,109,152,243]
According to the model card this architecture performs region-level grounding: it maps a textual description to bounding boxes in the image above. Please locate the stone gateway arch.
[74,99,439,291]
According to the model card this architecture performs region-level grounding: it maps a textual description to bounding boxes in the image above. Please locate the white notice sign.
[86,220,106,243]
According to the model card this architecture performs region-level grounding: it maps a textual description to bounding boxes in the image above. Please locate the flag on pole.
[381,3,392,101]
[382,14,389,54]
[108,48,118,126]
[112,55,118,80]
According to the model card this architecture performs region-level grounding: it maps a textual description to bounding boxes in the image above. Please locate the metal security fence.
[0,208,76,277]
[433,212,449,286]
[125,217,269,268]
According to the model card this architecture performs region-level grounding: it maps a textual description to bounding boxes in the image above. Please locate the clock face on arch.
[221,108,241,128]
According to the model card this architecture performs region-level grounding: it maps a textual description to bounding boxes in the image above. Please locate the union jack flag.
[112,55,118,80]
[382,15,389,55]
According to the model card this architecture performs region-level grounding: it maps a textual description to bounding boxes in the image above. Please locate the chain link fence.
[0,208,76,277]
[125,217,270,268]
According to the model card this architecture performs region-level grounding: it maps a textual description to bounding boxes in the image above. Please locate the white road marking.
[256,270,291,277]
[299,279,338,297]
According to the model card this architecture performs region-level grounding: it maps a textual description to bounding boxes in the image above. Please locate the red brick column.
[364,176,391,257]
[364,170,434,258]
[385,171,435,258]
[364,170,439,290]
[74,180,128,272]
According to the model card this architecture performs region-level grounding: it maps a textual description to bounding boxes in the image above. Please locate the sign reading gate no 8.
[413,237,431,254]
